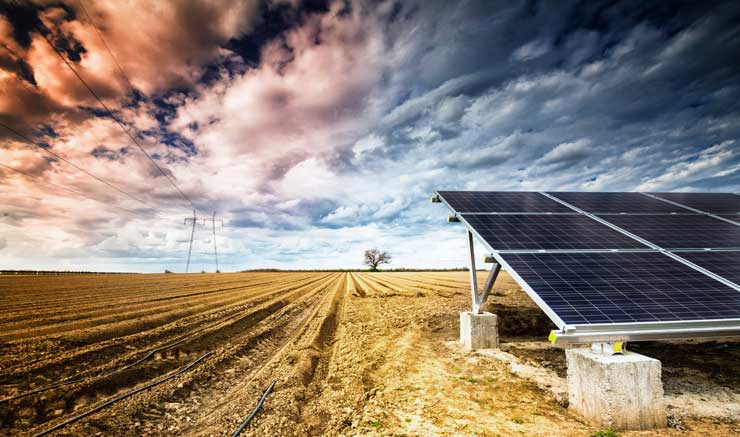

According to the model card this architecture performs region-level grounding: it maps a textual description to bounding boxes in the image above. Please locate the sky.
[1,0,739,272]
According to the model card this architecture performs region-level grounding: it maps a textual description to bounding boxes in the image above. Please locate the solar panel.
[720,214,740,224]
[548,192,687,213]
[651,192,740,213]
[501,252,740,325]
[437,191,573,213]
[678,251,740,286]
[598,214,740,249]
[462,214,648,250]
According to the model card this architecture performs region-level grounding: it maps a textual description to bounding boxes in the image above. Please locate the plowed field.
[1,272,738,436]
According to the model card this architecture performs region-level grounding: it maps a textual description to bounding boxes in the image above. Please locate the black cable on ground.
[32,351,213,437]
[0,336,191,404]
[231,380,277,437]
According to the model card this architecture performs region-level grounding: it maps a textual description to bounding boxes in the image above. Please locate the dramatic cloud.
[1,0,739,271]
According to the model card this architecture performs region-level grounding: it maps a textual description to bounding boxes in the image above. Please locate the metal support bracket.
[467,230,501,314]
[590,341,626,356]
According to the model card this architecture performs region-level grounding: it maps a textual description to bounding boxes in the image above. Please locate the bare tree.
[364,249,392,271]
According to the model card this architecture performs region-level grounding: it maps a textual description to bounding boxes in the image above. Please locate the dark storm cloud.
[336,0,740,193]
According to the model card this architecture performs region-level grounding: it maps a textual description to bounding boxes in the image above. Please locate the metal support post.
[467,230,501,313]
[467,230,480,313]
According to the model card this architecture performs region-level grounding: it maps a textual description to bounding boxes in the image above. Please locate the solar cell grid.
[651,192,740,213]
[598,214,740,249]
[548,192,687,213]
[437,191,572,213]
[678,251,740,286]
[502,252,740,325]
[462,214,648,250]
[720,215,740,225]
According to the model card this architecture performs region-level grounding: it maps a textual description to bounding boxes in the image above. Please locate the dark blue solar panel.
[548,192,687,213]
[598,214,740,249]
[502,252,740,325]
[437,191,572,213]
[720,215,740,224]
[462,214,648,250]
[651,192,740,213]
[678,251,740,286]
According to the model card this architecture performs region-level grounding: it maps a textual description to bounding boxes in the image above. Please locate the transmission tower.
[184,211,223,273]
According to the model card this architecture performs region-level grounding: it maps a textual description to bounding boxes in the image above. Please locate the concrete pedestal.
[460,311,498,350]
[566,348,666,430]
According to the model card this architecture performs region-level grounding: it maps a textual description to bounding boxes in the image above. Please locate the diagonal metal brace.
[467,230,501,314]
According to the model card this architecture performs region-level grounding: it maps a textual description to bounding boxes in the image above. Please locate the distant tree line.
[0,270,135,276]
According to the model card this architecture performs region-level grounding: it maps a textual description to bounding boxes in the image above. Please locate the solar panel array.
[462,214,647,250]
[504,252,740,325]
[436,190,740,330]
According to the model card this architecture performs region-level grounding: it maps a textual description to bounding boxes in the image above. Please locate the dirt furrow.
[47,273,343,436]
[0,274,333,381]
[0,273,313,328]
[0,273,313,327]
[8,274,340,436]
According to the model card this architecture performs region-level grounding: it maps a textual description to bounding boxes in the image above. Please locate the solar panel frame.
[650,192,740,213]
[596,214,740,249]
[720,214,740,225]
[436,191,574,213]
[460,214,650,251]
[547,192,689,213]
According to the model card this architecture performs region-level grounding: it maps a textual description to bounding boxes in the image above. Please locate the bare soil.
[0,271,738,436]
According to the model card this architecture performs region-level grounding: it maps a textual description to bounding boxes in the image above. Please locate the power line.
[71,10,227,272]
[0,161,152,218]
[0,120,163,214]
[34,24,199,213]
[76,1,205,157]
[76,0,134,91]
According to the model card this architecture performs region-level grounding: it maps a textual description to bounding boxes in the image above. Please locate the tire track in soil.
[297,272,348,435]
[174,273,346,436]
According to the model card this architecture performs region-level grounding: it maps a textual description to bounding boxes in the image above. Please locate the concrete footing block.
[566,348,666,430]
[460,311,498,350]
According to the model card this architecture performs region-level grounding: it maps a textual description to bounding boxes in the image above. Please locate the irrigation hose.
[231,380,277,437]
[0,336,191,404]
[32,351,214,437]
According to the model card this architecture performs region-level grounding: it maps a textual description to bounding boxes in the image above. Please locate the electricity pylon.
[184,211,223,273]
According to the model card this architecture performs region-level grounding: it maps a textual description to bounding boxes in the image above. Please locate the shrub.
[591,429,618,437]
